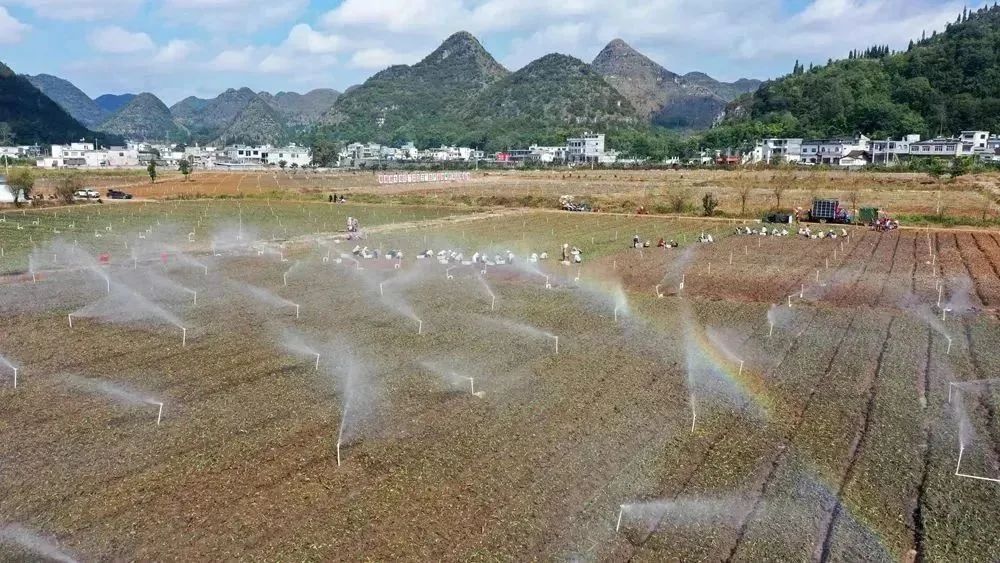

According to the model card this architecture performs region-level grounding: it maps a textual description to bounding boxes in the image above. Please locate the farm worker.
[657,238,666,247]
[340,195,345,203]
[329,194,334,203]
[633,235,640,248]
[347,216,353,232]
[561,244,569,261]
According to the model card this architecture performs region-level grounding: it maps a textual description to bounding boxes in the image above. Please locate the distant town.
[3,130,1000,171]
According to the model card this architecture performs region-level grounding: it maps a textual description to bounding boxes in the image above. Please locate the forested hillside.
[714,5,1000,146]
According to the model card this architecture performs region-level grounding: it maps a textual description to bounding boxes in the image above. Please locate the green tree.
[147,160,158,184]
[310,133,340,168]
[702,193,719,216]
[0,122,13,146]
[278,160,287,169]
[7,167,34,206]
[178,158,191,181]
[951,156,971,178]
[56,173,82,204]
[927,158,947,179]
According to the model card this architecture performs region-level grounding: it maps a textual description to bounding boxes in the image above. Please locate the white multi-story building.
[800,135,870,165]
[960,131,990,155]
[567,132,616,164]
[763,138,802,163]
[221,144,312,167]
[104,146,140,167]
[909,138,962,157]
[269,144,312,167]
[743,138,803,164]
[528,145,568,163]
[869,135,921,165]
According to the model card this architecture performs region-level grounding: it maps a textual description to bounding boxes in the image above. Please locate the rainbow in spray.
[685,321,777,420]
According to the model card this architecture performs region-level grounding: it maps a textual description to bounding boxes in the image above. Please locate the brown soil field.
[22,168,998,224]
[1,205,998,561]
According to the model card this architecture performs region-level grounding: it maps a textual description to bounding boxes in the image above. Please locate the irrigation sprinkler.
[155,402,164,425]
[768,321,774,338]
[544,275,551,289]
[826,257,830,269]
[655,284,664,298]
[937,285,943,308]
[738,360,745,377]
[954,443,1000,484]
[336,440,342,466]
[9,367,16,389]
[690,398,697,433]
[106,277,111,294]
[948,382,956,403]
[942,308,949,321]
[946,336,952,355]
[616,506,624,532]
[800,284,804,299]
[744,245,748,256]
[613,260,617,271]
[815,269,820,282]
[708,262,712,275]
[181,327,187,347]
[550,335,559,354]
[446,267,455,280]
[31,271,36,283]
[491,295,496,311]
[418,320,423,335]
[67,314,74,328]
[314,353,321,371]
[379,282,384,297]
[787,295,792,307]
[679,274,686,291]
[729,251,733,265]
[294,304,301,319]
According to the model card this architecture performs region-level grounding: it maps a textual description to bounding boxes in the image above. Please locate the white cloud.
[208,47,257,71]
[160,0,308,31]
[0,7,29,43]
[87,26,155,54]
[283,24,347,55]
[349,47,419,70]
[8,0,142,21]
[316,0,970,79]
[153,40,198,64]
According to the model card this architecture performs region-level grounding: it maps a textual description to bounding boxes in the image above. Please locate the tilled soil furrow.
[815,318,896,563]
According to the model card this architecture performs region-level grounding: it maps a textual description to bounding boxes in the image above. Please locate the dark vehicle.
[764,211,794,224]
[107,189,133,200]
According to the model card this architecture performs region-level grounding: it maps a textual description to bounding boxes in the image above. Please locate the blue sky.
[0,0,970,105]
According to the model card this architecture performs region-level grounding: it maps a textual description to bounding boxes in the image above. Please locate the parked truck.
[809,198,852,224]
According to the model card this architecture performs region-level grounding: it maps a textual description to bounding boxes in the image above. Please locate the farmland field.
[1,197,999,561]
[24,167,1000,224]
